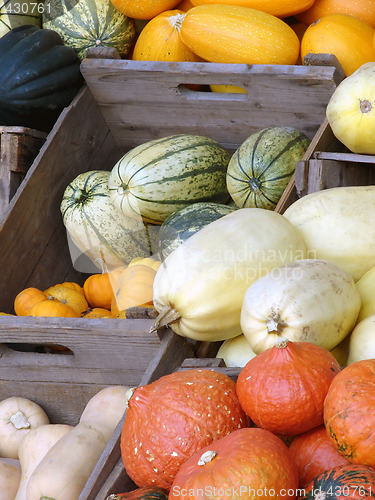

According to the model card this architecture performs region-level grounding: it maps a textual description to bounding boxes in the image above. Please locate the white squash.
[355,265,375,323]
[26,386,131,500]
[216,334,257,367]
[283,186,375,282]
[152,208,307,341]
[347,314,375,364]
[0,458,21,500]
[15,424,73,500]
[241,259,361,354]
[0,397,49,459]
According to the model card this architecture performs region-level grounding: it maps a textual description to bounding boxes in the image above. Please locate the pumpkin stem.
[10,410,30,430]
[150,306,181,333]
[360,99,372,114]
[275,337,290,349]
[169,13,185,32]
[198,450,216,466]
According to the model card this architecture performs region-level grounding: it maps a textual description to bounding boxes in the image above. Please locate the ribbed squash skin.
[109,0,181,20]
[0,0,41,38]
[132,10,201,62]
[179,4,300,64]
[60,170,158,271]
[301,14,375,76]
[189,0,315,19]
[43,0,136,59]
[108,134,231,224]
[297,0,375,28]
[0,25,82,131]
[158,202,236,261]
[227,127,310,210]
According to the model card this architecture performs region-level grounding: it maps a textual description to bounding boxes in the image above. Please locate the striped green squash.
[0,0,41,38]
[108,134,231,225]
[226,127,310,210]
[42,0,136,59]
[158,202,236,261]
[60,170,159,272]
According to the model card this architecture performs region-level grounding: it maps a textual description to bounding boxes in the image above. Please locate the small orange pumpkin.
[110,0,181,20]
[44,285,88,315]
[60,281,85,295]
[14,287,47,316]
[297,0,375,28]
[82,308,114,318]
[29,298,79,317]
[83,273,114,310]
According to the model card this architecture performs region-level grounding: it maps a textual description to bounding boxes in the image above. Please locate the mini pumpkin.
[44,284,88,315]
[82,308,114,318]
[14,287,47,316]
[29,297,79,317]
[83,273,114,310]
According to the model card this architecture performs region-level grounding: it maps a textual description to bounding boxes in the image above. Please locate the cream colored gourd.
[152,208,307,341]
[216,334,257,367]
[347,314,375,365]
[283,186,375,282]
[0,458,21,500]
[15,424,72,500]
[326,62,375,153]
[0,398,49,459]
[355,264,375,323]
[26,386,130,500]
[241,259,361,354]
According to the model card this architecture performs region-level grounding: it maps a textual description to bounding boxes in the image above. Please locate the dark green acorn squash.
[0,25,83,131]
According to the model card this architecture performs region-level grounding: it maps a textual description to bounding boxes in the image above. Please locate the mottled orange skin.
[289,425,350,488]
[170,427,299,500]
[120,369,249,489]
[236,340,340,436]
[324,359,375,467]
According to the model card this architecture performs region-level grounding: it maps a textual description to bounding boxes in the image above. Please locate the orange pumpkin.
[288,425,350,488]
[110,0,181,19]
[297,0,375,28]
[82,308,114,318]
[44,284,88,315]
[111,264,156,316]
[133,10,202,62]
[14,287,47,316]
[29,298,79,317]
[179,4,300,64]
[236,338,341,436]
[301,14,375,76]
[83,273,114,310]
[60,281,85,295]
[175,0,194,10]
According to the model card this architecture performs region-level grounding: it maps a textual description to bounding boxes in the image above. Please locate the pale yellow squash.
[347,314,375,364]
[216,334,256,367]
[152,208,307,341]
[283,186,375,282]
[326,62,375,154]
[241,259,360,354]
[356,264,375,323]
[0,458,21,500]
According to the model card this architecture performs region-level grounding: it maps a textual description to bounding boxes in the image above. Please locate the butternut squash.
[0,458,21,500]
[0,397,49,459]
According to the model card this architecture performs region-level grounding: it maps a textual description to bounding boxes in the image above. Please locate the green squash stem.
[150,306,180,333]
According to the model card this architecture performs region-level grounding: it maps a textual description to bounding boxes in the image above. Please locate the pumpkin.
[0,25,82,132]
[175,0,194,11]
[152,208,307,342]
[283,186,375,282]
[179,4,300,64]
[240,259,361,354]
[83,273,114,310]
[60,282,84,295]
[106,489,169,500]
[189,0,314,18]
[61,170,159,271]
[120,368,248,489]
[29,298,79,318]
[301,14,375,76]
[216,334,257,368]
[324,359,375,466]
[158,202,236,261]
[108,135,231,225]
[82,308,114,318]
[14,287,47,316]
[43,0,136,60]
[0,0,41,38]
[0,458,21,500]
[44,284,89,315]
[296,0,375,28]
[299,464,375,500]
[288,425,350,488]
[132,10,201,62]
[210,84,247,93]
[326,62,375,155]
[347,314,375,365]
[236,337,340,436]
[109,0,181,19]
[226,127,310,210]
[169,428,299,500]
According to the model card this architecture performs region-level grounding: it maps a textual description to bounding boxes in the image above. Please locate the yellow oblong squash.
[179,4,300,64]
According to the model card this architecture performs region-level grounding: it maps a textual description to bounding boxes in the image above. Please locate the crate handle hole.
[5,343,74,355]
[177,83,248,98]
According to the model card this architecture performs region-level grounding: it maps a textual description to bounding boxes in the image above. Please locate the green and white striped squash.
[108,134,231,225]
[42,0,136,59]
[60,170,159,272]
[0,0,41,38]
[158,201,236,261]
[226,127,310,210]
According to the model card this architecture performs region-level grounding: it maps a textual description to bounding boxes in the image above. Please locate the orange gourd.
[82,308,114,318]
[110,0,181,19]
[189,0,314,19]
[301,14,375,76]
[132,10,201,62]
[44,284,88,315]
[14,287,47,316]
[83,273,114,310]
[297,0,375,28]
[29,298,79,317]
[179,4,300,65]
[60,281,85,295]
[175,0,194,11]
